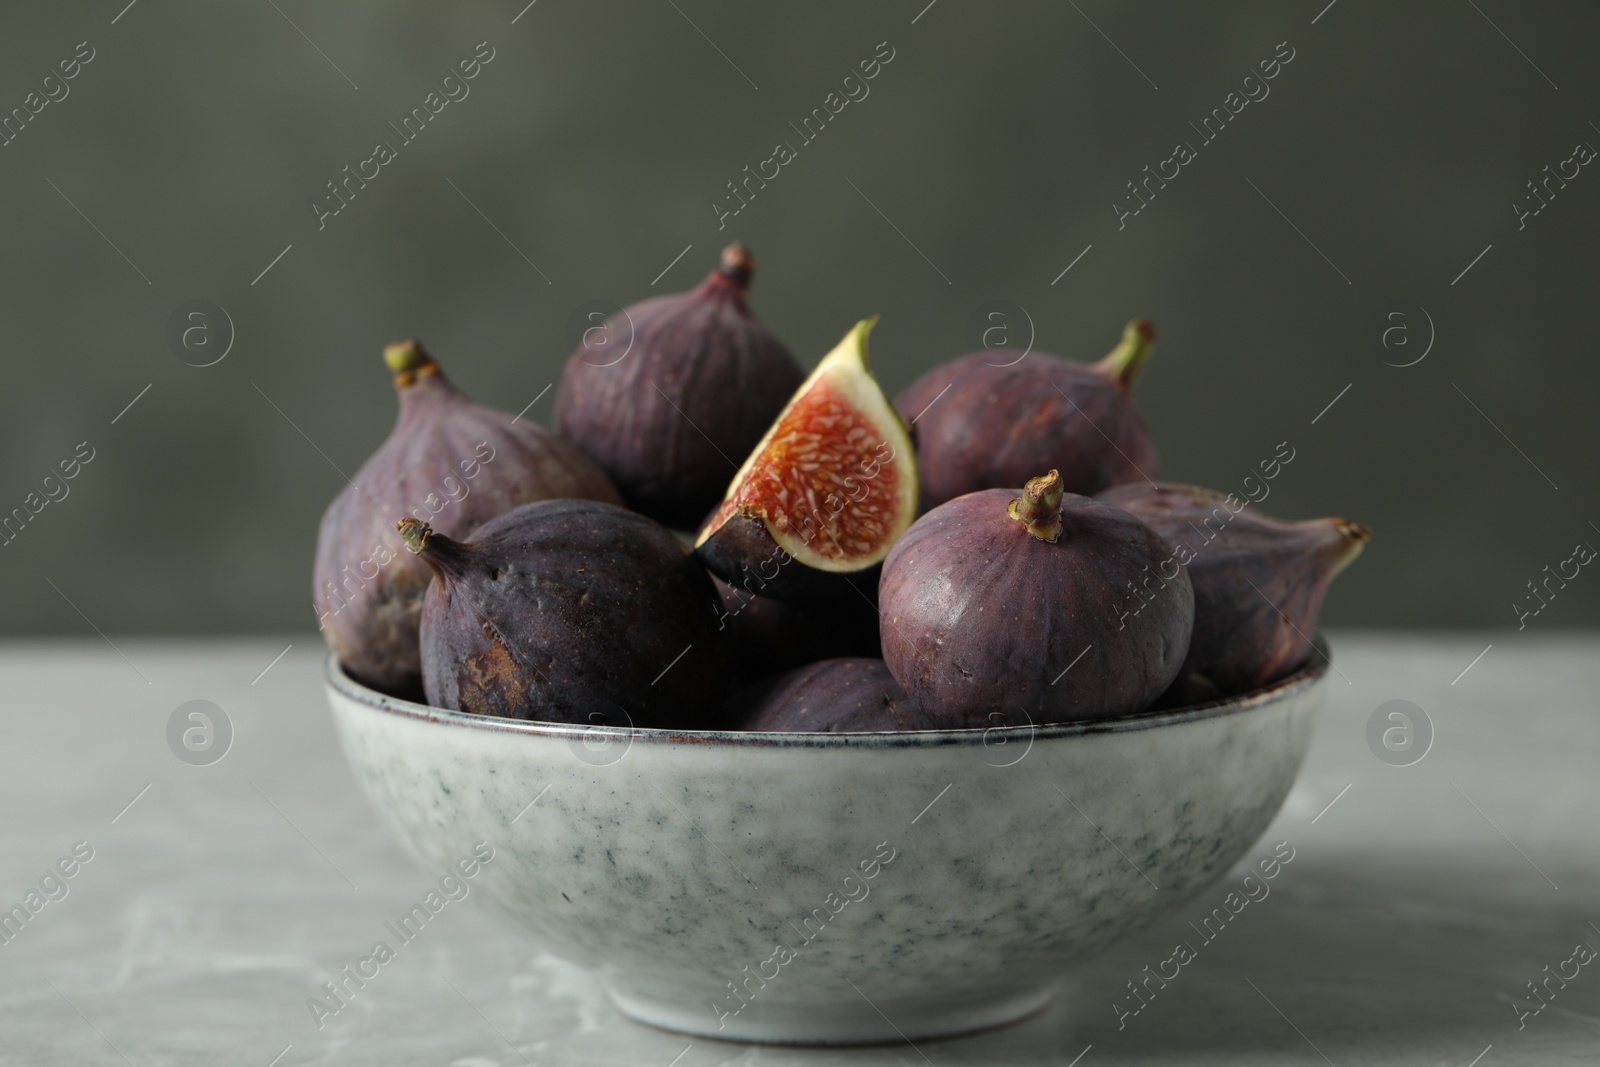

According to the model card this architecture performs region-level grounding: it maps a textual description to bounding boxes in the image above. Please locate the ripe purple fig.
[315,341,621,697]
[1097,482,1370,704]
[712,574,880,678]
[896,319,1159,507]
[555,243,806,529]
[879,470,1194,725]
[400,500,730,727]
[738,658,936,733]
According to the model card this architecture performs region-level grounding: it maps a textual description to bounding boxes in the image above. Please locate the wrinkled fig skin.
[555,244,805,529]
[712,574,881,679]
[314,344,621,697]
[1098,483,1370,705]
[878,481,1194,726]
[895,322,1158,508]
[407,500,731,728]
[739,658,937,733]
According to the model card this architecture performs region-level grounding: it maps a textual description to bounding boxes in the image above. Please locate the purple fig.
[400,500,730,727]
[555,243,806,529]
[694,318,919,602]
[896,319,1159,508]
[879,470,1193,725]
[315,341,621,696]
[1097,482,1370,704]
[712,573,881,679]
[739,658,936,733]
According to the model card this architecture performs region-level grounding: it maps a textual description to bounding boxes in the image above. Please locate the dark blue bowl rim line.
[325,634,1331,749]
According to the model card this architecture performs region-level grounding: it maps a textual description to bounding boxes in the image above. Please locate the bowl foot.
[607,982,1057,1045]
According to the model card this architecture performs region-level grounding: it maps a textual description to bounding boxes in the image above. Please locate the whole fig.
[1098,482,1369,704]
[555,243,806,529]
[879,470,1193,725]
[712,573,881,679]
[738,658,936,733]
[896,319,1159,507]
[401,500,730,727]
[315,341,621,697]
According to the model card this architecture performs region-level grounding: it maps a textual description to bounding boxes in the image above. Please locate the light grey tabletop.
[0,633,1594,1065]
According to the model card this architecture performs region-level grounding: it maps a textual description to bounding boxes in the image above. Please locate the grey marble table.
[0,633,1595,1065]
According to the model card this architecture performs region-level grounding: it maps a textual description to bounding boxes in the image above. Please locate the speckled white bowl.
[327,641,1329,1045]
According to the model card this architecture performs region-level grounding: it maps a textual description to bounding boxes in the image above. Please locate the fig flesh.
[315,341,621,697]
[555,243,806,529]
[400,500,730,727]
[738,658,936,733]
[1097,482,1369,704]
[896,319,1159,507]
[695,318,919,602]
[879,470,1194,725]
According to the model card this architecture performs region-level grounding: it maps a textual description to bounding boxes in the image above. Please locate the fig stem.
[717,242,756,290]
[397,517,474,581]
[1097,319,1157,389]
[385,340,439,387]
[1325,519,1372,576]
[397,517,432,555]
[1008,470,1064,542]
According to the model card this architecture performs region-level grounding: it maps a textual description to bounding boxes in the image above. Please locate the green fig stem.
[397,517,473,581]
[385,340,439,387]
[716,242,755,290]
[1008,470,1064,542]
[1096,319,1156,390]
[397,517,432,555]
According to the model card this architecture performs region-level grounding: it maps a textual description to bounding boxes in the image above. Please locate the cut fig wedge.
[694,317,918,601]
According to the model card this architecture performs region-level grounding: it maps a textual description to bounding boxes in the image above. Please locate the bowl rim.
[325,635,1330,749]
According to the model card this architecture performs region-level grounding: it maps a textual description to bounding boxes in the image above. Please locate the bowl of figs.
[319,244,1367,1044]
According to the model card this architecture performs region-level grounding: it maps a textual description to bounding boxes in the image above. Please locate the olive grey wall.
[2,1,1595,636]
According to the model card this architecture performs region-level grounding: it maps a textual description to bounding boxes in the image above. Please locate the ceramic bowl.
[326,640,1329,1044]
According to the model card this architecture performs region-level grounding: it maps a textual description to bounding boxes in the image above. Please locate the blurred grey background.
[2,0,1595,635]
